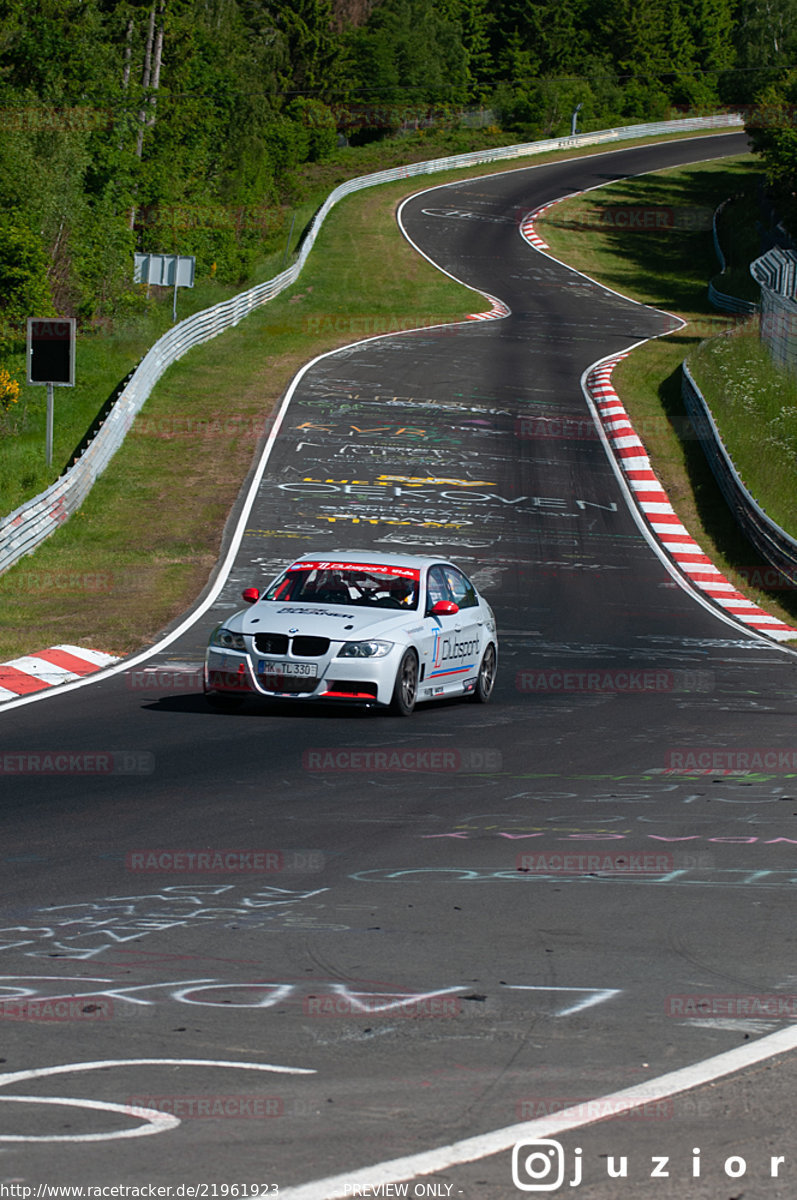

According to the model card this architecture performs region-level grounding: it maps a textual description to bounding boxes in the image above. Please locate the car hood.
[235,602,424,642]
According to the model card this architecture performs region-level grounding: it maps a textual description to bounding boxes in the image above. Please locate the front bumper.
[204,647,396,706]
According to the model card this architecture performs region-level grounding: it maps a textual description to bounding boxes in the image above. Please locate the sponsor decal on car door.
[423,565,481,693]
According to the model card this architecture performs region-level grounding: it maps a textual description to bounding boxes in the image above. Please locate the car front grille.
[254,632,289,655]
[291,636,330,657]
[253,633,330,657]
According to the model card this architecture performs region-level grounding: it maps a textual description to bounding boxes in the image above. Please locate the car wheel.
[473,643,497,703]
[390,649,418,716]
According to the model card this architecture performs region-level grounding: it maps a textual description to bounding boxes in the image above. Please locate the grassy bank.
[0,127,746,662]
[689,324,797,533]
[0,123,736,515]
[1,128,512,515]
[537,154,797,628]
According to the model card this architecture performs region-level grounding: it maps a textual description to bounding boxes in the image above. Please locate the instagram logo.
[512,1140,579,1190]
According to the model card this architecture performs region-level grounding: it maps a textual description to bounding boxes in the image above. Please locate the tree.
[273,0,344,99]
[731,0,797,99]
[746,72,797,233]
[0,212,54,354]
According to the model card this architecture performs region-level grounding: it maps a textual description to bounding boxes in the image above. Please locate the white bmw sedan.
[204,550,498,715]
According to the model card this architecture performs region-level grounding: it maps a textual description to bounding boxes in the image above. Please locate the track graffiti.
[350,867,797,887]
[0,886,335,959]
[0,1058,315,1143]
[0,976,619,1017]
[422,832,797,842]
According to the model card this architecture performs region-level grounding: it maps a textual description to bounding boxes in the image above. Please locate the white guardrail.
[0,112,744,576]
[708,199,759,315]
[682,361,797,586]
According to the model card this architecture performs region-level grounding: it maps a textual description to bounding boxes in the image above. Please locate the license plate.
[257,660,318,678]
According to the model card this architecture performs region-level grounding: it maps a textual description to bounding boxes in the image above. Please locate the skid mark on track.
[278,1024,797,1198]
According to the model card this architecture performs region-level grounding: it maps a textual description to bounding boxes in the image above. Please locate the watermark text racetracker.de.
[0,1188,279,1198]
[517,669,714,694]
[303,989,461,1018]
[514,1096,709,1122]
[516,852,674,875]
[511,1139,787,1190]
[0,1185,452,1198]
[10,571,114,595]
[125,849,324,874]
[125,1095,283,1120]
[0,752,153,776]
[302,747,501,772]
[550,205,713,232]
[0,998,113,1022]
[666,993,797,1018]
[665,747,797,772]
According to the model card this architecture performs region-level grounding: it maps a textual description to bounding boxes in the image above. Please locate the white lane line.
[0,1095,178,1143]
[517,162,797,650]
[0,1056,317,1089]
[279,1024,797,1199]
[505,984,621,1017]
[0,1057,316,1143]
[0,133,745,716]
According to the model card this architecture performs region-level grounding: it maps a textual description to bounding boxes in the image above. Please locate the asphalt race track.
[3,131,797,1198]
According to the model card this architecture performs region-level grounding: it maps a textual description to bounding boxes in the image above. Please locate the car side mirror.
[242,587,260,604]
[430,600,459,616]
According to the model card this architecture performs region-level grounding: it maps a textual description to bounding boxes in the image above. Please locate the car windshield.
[264,561,420,610]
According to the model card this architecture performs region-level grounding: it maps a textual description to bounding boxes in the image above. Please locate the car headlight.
[337,640,393,658]
[210,625,247,652]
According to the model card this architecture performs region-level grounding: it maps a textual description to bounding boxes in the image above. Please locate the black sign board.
[27,318,76,386]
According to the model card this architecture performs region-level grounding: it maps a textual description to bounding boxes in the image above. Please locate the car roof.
[288,549,450,570]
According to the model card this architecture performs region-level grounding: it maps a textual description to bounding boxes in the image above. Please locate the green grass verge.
[689,324,797,533]
[0,219,320,516]
[0,126,747,662]
[0,122,737,515]
[537,154,797,630]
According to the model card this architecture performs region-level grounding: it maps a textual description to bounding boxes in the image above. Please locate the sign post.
[26,317,76,467]
[133,253,196,321]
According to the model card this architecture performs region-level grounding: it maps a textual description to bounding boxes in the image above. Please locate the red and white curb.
[467,295,510,321]
[520,198,568,251]
[519,194,797,642]
[0,644,120,701]
[587,357,797,641]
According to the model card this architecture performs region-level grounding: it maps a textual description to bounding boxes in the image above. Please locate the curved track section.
[3,133,797,1195]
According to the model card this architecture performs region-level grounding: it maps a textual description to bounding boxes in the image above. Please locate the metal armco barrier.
[708,277,759,314]
[708,200,759,315]
[682,361,797,586]
[0,112,743,577]
[750,248,797,376]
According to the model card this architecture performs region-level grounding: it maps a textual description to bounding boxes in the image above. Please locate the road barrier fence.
[0,113,743,577]
[681,360,797,587]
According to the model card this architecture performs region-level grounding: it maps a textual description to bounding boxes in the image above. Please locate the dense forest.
[0,0,795,359]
